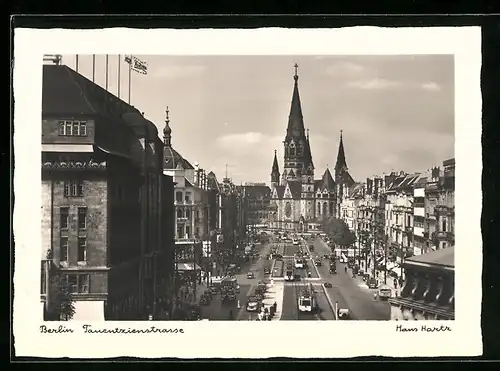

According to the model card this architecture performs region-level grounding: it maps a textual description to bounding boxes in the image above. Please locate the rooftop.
[405,247,454,269]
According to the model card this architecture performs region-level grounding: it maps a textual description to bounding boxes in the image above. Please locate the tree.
[321,217,356,248]
[44,249,75,321]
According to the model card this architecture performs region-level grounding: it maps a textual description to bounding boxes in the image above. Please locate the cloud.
[421,82,441,92]
[153,65,207,79]
[346,78,401,90]
[325,62,365,77]
[217,132,265,147]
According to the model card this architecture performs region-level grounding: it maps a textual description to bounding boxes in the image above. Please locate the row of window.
[175,191,192,203]
[60,236,87,262]
[59,120,88,137]
[64,180,84,198]
[60,207,87,230]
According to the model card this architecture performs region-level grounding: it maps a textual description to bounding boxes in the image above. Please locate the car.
[246,272,255,279]
[367,278,378,289]
[314,259,322,266]
[236,283,240,293]
[324,282,333,288]
[323,254,329,259]
[264,268,271,275]
[246,297,260,312]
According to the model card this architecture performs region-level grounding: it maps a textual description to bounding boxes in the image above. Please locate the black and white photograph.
[13,27,482,358]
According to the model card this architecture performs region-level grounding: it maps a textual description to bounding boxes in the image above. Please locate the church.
[269,65,355,232]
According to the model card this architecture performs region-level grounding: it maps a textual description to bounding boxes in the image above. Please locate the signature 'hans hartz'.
[396,324,452,333]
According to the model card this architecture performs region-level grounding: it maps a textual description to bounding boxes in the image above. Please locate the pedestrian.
[393,278,398,289]
[345,266,348,274]
[373,291,378,301]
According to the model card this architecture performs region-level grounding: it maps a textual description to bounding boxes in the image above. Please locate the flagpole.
[76,55,79,73]
[92,55,96,82]
[105,55,109,91]
[128,56,132,104]
[118,55,121,98]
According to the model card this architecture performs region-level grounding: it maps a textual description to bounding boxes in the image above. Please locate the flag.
[125,55,148,75]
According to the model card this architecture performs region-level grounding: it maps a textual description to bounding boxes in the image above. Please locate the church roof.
[271,150,280,174]
[340,171,355,187]
[161,108,194,170]
[287,180,303,199]
[275,186,285,198]
[335,131,348,173]
[285,65,307,141]
[318,168,336,190]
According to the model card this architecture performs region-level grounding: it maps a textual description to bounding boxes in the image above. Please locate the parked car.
[246,271,255,279]
[324,282,333,288]
[264,268,270,275]
[367,278,378,289]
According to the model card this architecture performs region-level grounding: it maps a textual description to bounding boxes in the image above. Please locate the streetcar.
[294,258,305,269]
[297,284,317,312]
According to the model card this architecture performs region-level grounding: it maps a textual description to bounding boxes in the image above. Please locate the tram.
[297,283,317,312]
[294,258,305,269]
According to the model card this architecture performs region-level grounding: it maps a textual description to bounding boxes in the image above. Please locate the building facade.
[389,247,454,320]
[239,183,271,230]
[41,65,175,321]
[269,66,355,232]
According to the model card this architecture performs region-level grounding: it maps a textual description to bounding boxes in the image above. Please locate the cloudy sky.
[61,54,454,184]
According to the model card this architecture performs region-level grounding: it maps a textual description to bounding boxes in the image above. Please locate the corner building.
[40,65,175,321]
[269,66,354,232]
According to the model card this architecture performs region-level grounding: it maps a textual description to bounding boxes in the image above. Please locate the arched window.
[317,202,321,214]
[323,202,328,215]
[329,202,334,215]
[289,142,296,157]
[177,209,183,218]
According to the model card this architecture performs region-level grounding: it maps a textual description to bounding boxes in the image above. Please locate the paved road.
[280,239,335,320]
[200,242,273,321]
[313,238,390,320]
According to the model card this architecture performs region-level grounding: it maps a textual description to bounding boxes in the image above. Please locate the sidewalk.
[262,280,284,321]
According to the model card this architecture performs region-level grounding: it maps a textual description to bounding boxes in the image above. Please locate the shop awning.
[176,263,202,271]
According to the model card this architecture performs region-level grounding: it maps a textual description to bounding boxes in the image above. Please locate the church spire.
[163,106,172,147]
[286,63,306,139]
[271,149,280,187]
[335,130,348,180]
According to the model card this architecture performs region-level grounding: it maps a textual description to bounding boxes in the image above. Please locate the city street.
[199,242,274,321]
[280,238,336,320]
[312,238,391,320]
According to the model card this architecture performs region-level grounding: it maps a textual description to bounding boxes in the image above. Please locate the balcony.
[434,205,454,216]
[175,200,195,206]
[177,217,189,223]
[436,231,454,241]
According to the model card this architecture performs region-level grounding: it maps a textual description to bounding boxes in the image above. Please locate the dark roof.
[318,168,336,191]
[43,65,97,116]
[42,65,146,162]
[285,71,307,141]
[443,158,455,167]
[340,171,355,186]
[334,132,348,174]
[122,112,158,139]
[242,185,271,198]
[314,179,322,190]
[275,186,285,199]
[287,180,302,199]
[163,146,194,170]
[405,247,454,268]
[271,150,280,175]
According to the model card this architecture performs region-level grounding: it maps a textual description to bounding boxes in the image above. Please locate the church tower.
[281,64,311,185]
[334,130,348,182]
[270,150,280,189]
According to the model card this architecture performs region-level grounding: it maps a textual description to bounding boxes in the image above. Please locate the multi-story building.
[413,159,455,255]
[161,108,211,315]
[389,247,454,320]
[240,183,271,230]
[384,172,420,277]
[41,64,174,321]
